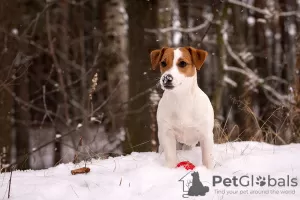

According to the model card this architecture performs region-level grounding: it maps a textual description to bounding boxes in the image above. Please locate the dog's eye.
[161,61,167,67]
[178,61,187,68]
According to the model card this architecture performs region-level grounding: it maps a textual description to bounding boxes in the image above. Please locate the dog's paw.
[165,160,177,168]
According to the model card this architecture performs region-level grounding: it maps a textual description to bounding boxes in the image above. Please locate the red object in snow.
[176,161,195,170]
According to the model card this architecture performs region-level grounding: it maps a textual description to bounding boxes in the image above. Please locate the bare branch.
[145,20,210,34]
[224,75,237,87]
[227,0,300,18]
[41,85,54,126]
[227,0,272,17]
[223,35,293,106]
[46,7,70,122]
[278,11,300,17]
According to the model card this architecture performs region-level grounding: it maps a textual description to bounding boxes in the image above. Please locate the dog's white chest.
[170,110,200,145]
[157,88,214,146]
[157,94,202,145]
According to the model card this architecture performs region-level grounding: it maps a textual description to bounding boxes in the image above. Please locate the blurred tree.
[295,34,300,123]
[158,0,173,46]
[100,0,129,151]
[0,0,15,170]
[125,0,158,153]
[212,2,228,121]
[14,64,30,169]
[178,0,191,44]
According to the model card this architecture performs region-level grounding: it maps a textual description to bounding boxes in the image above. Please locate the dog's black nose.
[162,74,174,89]
[163,74,173,84]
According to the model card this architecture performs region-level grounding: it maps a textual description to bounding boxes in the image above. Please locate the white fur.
[157,48,215,169]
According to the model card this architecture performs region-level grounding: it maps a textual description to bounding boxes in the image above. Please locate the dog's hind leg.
[158,145,163,153]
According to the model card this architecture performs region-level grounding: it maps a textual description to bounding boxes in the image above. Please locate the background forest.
[0,0,299,171]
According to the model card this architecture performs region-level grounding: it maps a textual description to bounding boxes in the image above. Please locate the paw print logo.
[256,176,266,186]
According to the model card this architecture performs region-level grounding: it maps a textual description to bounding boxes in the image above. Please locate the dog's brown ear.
[185,47,208,70]
[150,47,167,70]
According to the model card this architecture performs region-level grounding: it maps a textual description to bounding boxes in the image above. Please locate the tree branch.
[145,20,210,34]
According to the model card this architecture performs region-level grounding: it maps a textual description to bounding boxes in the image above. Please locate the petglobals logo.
[212,175,298,187]
[178,172,298,198]
[179,171,210,198]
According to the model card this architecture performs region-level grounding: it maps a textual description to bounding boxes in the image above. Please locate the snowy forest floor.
[1,141,300,200]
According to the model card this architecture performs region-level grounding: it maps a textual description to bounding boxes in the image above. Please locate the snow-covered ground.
[1,141,300,200]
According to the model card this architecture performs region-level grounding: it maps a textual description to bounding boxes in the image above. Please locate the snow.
[149,89,160,105]
[265,29,273,37]
[55,134,62,139]
[11,29,18,35]
[257,18,267,24]
[247,17,255,26]
[223,32,228,41]
[288,24,296,36]
[76,123,82,129]
[1,141,300,200]
[275,33,281,40]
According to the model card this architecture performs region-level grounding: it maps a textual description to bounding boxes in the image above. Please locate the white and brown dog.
[150,47,214,169]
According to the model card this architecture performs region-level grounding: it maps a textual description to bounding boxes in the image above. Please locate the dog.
[150,46,214,169]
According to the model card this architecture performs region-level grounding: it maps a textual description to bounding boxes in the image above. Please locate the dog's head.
[150,47,208,91]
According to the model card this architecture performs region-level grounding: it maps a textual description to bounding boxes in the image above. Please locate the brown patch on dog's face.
[177,47,195,77]
[150,47,174,73]
[159,48,174,73]
[184,46,208,70]
[150,47,208,77]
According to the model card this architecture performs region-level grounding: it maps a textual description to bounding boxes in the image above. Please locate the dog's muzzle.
[162,74,174,89]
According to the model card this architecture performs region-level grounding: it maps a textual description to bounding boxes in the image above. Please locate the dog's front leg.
[200,133,214,169]
[159,130,177,168]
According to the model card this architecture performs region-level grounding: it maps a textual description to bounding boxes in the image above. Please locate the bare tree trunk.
[158,0,173,46]
[125,0,158,153]
[101,0,128,151]
[253,0,269,131]
[53,0,70,166]
[229,3,247,138]
[295,36,300,109]
[293,32,300,142]
[0,0,15,170]
[294,0,300,101]
[285,1,297,85]
[212,3,228,121]
[0,0,31,170]
[14,63,30,169]
[148,0,173,152]
[244,1,261,140]
[0,55,12,171]
[247,1,260,120]
[178,0,191,45]
[265,1,275,75]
